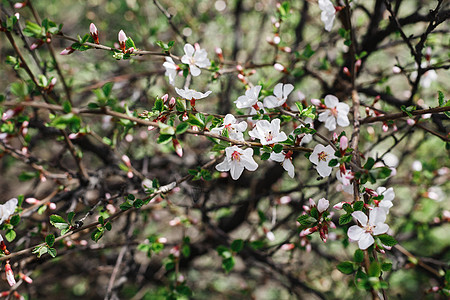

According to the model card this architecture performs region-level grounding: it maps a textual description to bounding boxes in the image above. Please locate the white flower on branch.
[263,83,294,108]
[0,198,17,225]
[210,114,247,141]
[309,144,336,177]
[347,208,389,250]
[216,146,258,180]
[175,87,212,100]
[270,151,295,178]
[375,187,395,213]
[318,0,336,32]
[318,95,350,131]
[235,85,262,111]
[249,119,287,145]
[181,43,210,77]
[163,57,178,86]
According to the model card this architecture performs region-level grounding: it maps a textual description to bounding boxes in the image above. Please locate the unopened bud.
[172,139,183,157]
[273,35,281,44]
[118,30,127,51]
[392,66,401,74]
[280,46,291,53]
[18,272,32,284]
[14,2,26,9]
[122,154,131,167]
[343,66,351,77]
[60,46,75,55]
[340,135,348,151]
[5,263,16,286]
[237,73,247,84]
[273,63,286,73]
[90,23,99,44]
[280,243,295,251]
[311,98,321,106]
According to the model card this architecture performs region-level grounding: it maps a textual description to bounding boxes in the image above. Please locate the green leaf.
[5,229,16,242]
[328,159,338,167]
[9,215,20,226]
[176,122,189,134]
[353,201,364,211]
[363,158,375,170]
[47,247,57,258]
[50,214,67,224]
[302,44,315,59]
[231,239,244,253]
[125,37,136,49]
[297,214,317,226]
[381,262,392,271]
[157,134,173,144]
[46,234,55,247]
[67,212,75,224]
[339,213,353,225]
[119,201,133,211]
[438,91,444,106]
[337,261,355,274]
[18,171,39,181]
[91,228,104,242]
[105,222,112,231]
[273,144,283,153]
[261,152,271,161]
[175,99,186,112]
[133,199,144,208]
[62,100,72,113]
[368,261,381,277]
[38,245,48,257]
[10,82,29,98]
[153,98,164,112]
[222,256,235,273]
[187,114,204,127]
[377,234,397,246]
[102,82,114,97]
[354,249,364,263]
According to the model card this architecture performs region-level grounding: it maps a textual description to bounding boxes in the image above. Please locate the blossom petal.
[283,84,294,98]
[215,159,230,172]
[273,83,283,98]
[352,211,368,226]
[190,65,201,77]
[369,207,387,226]
[283,159,295,178]
[358,233,374,250]
[337,113,350,127]
[324,95,339,108]
[373,223,389,235]
[324,116,336,131]
[230,161,244,180]
[347,225,364,241]
[183,43,195,57]
[264,96,279,108]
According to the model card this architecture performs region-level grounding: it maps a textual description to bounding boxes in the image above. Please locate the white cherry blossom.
[376,187,395,213]
[0,198,18,225]
[249,119,287,145]
[319,0,336,32]
[211,114,247,141]
[181,43,210,77]
[175,87,212,100]
[347,208,389,250]
[263,83,294,108]
[163,57,178,86]
[317,198,330,213]
[318,95,350,131]
[235,86,262,110]
[270,151,294,178]
[336,169,354,194]
[216,146,258,180]
[309,144,336,177]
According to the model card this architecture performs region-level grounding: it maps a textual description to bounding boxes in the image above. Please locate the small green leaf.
[337,261,355,274]
[10,215,20,226]
[369,261,381,277]
[67,212,75,224]
[363,158,375,170]
[119,201,133,211]
[273,144,283,153]
[176,122,189,134]
[222,256,235,273]
[46,234,55,247]
[47,247,57,258]
[377,234,397,246]
[328,159,338,167]
[5,229,16,242]
[261,152,271,161]
[353,201,364,211]
[339,213,353,225]
[157,134,173,144]
[50,214,67,224]
[38,245,48,257]
[297,214,317,226]
[437,91,444,106]
[133,199,144,208]
[354,249,364,263]
[231,239,244,253]
[381,262,392,271]
[62,100,72,113]
[102,82,114,97]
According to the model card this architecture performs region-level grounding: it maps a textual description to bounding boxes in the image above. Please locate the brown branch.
[360,106,450,124]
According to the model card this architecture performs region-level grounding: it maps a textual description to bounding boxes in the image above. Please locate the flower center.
[364,224,373,234]
[318,151,328,161]
[265,131,274,142]
[330,107,338,116]
[231,150,241,162]
[189,57,196,65]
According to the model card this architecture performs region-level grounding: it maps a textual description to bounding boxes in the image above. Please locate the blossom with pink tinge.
[210,114,247,141]
[317,198,329,213]
[347,208,389,250]
[309,144,336,177]
[263,83,294,108]
[163,57,178,86]
[216,146,258,180]
[235,85,262,109]
[181,43,210,77]
[5,263,16,286]
[270,151,294,178]
[249,119,287,145]
[318,95,350,131]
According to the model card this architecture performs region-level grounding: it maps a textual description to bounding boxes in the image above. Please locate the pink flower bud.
[90,23,98,36]
[317,198,329,213]
[122,154,131,167]
[48,202,56,210]
[19,272,33,284]
[280,46,291,53]
[14,2,25,9]
[169,97,176,108]
[30,42,40,50]
[343,67,351,77]
[406,118,415,126]
[237,73,246,84]
[118,30,127,43]
[5,263,16,286]
[299,226,317,237]
[127,170,133,178]
[277,196,291,205]
[355,59,361,72]
[273,35,281,44]
[382,123,388,132]
[25,198,39,205]
[194,43,201,51]
[172,139,183,157]
[60,46,75,55]
[308,198,315,207]
[266,231,275,241]
[182,112,188,122]
[161,94,169,103]
[281,243,295,251]
[311,98,321,106]
[273,63,285,72]
[236,64,243,72]
[339,135,348,151]
[50,77,57,86]
[14,13,20,20]
[392,66,401,74]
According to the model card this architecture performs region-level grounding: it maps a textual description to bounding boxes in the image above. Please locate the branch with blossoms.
[0,0,449,299]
